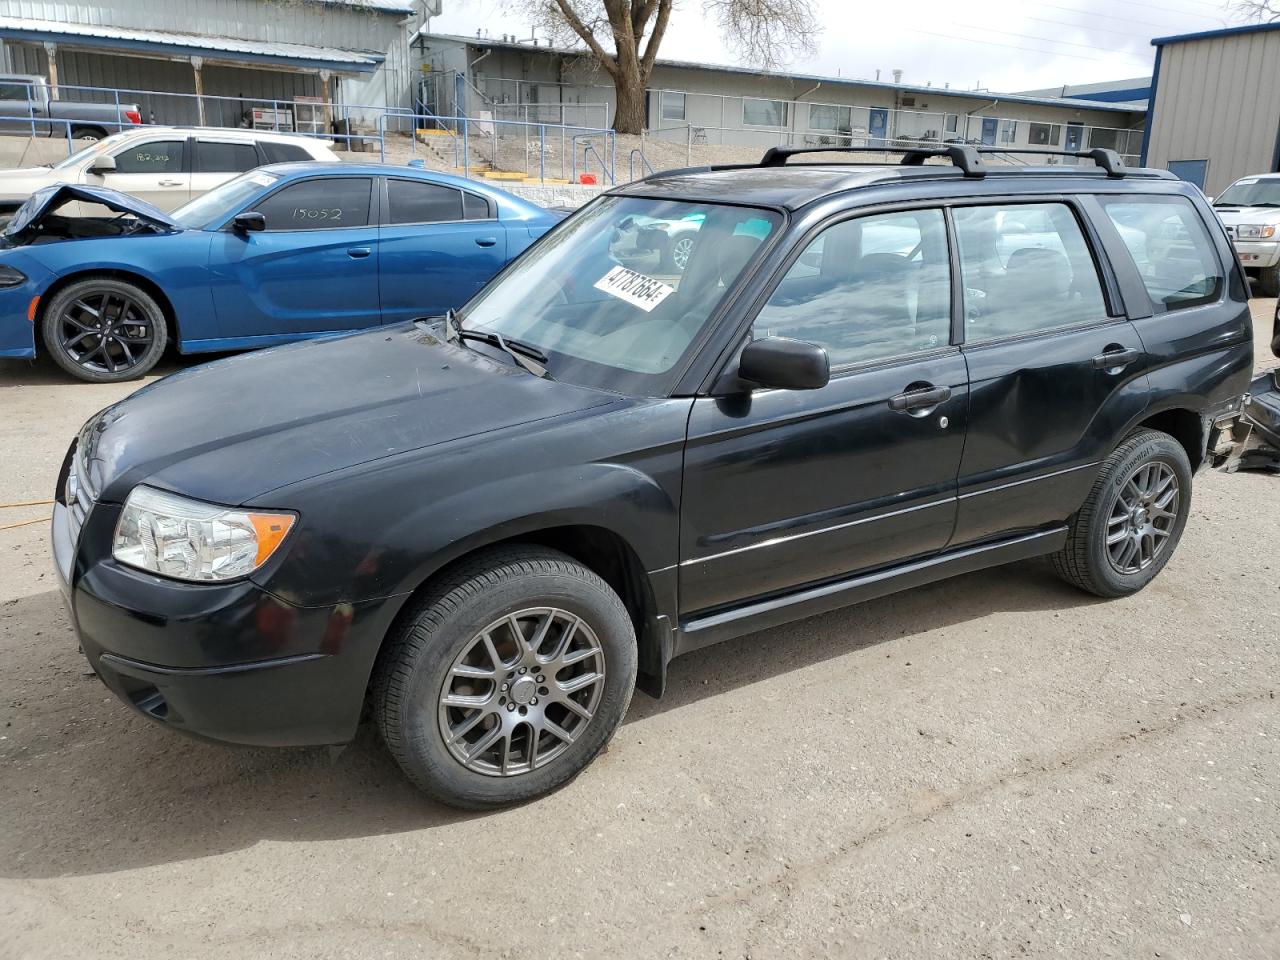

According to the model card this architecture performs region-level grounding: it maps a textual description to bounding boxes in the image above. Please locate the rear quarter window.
[261,142,318,163]
[1100,196,1223,312]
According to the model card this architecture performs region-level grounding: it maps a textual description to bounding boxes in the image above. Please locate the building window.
[999,120,1017,144]
[743,98,789,127]
[945,114,959,133]
[660,91,686,122]
[1029,122,1061,146]
[808,103,852,132]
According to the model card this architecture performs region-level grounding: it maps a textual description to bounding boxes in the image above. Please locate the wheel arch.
[1131,406,1205,471]
[36,268,180,352]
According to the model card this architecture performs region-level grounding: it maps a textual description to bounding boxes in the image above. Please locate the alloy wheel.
[438,607,606,777]
[1106,461,1180,575]
[672,236,694,270]
[56,291,155,376]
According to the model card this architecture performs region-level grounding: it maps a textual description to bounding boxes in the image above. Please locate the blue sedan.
[0,164,560,381]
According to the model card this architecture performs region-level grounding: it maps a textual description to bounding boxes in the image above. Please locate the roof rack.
[756,144,1129,179]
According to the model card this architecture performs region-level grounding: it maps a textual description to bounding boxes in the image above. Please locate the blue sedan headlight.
[0,264,27,288]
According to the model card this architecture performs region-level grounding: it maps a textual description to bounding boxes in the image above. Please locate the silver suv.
[1211,173,1280,295]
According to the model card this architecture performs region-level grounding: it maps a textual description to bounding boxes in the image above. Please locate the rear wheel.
[374,546,637,809]
[70,126,108,142]
[1052,429,1193,597]
[41,278,168,383]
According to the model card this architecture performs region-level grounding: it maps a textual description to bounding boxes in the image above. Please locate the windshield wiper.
[442,311,551,378]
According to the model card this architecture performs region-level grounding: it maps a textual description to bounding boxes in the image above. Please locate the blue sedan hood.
[4,184,179,241]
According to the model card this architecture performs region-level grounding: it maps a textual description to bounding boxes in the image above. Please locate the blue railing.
[628,148,655,182]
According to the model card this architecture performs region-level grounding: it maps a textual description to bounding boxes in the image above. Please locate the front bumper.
[1231,239,1280,270]
[52,463,406,747]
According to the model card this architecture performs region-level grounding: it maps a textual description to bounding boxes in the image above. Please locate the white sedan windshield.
[460,196,782,396]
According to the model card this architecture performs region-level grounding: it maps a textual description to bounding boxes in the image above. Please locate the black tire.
[1254,265,1280,299]
[41,277,168,383]
[1052,429,1193,598]
[373,545,637,809]
[70,126,108,142]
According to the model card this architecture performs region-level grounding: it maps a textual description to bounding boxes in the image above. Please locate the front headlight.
[1235,224,1277,239]
[112,485,296,583]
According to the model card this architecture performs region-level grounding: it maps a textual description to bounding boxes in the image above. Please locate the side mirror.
[232,212,266,233]
[738,337,829,391]
[88,155,116,175]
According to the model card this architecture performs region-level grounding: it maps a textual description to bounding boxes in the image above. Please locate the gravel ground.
[1,306,1277,959]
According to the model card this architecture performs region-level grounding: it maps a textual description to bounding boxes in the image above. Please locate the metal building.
[1143,23,1280,194]
[0,0,432,129]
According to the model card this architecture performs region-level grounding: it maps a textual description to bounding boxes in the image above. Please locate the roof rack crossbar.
[758,143,987,178]
[974,146,1128,178]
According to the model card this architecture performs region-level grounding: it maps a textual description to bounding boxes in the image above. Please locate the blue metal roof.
[0,16,385,73]
[1152,22,1280,47]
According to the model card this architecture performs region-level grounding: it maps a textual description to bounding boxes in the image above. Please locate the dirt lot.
[1,309,1278,960]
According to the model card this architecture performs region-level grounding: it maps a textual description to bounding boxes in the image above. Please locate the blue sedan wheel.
[41,278,168,383]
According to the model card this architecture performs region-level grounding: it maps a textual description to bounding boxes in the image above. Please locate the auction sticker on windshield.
[594,265,675,313]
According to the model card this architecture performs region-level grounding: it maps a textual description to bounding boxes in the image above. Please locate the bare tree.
[520,1,820,134]
[1234,0,1280,21]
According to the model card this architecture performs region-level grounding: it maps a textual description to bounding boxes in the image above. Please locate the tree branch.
[549,0,620,76]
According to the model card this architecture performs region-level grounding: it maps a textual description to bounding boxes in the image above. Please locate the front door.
[209,176,381,340]
[378,177,508,324]
[980,117,998,145]
[1065,123,1084,152]
[680,207,968,615]
[949,200,1149,545]
[95,136,192,210]
[868,108,888,146]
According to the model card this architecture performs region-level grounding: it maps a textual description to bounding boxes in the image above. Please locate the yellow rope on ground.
[1,499,55,509]
[0,516,47,531]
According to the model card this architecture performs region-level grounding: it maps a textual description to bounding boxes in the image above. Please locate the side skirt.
[674,526,1068,657]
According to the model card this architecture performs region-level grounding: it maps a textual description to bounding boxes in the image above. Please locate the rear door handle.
[888,384,952,413]
[1092,347,1141,370]
[158,179,184,187]
[475,237,497,247]
[347,247,372,259]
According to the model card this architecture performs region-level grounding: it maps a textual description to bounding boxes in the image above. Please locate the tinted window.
[197,140,260,173]
[388,179,463,224]
[252,177,371,230]
[1101,197,1224,311]
[0,81,33,100]
[463,191,492,220]
[113,140,184,173]
[953,202,1107,342]
[755,209,952,367]
[261,141,315,163]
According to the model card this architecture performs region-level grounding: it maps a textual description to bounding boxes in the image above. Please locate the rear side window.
[463,191,493,220]
[252,177,372,230]
[388,179,463,224]
[196,140,260,173]
[113,140,184,173]
[1100,197,1223,311]
[953,202,1108,343]
[260,142,315,163]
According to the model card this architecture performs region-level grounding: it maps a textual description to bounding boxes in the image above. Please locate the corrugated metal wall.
[1145,31,1280,195]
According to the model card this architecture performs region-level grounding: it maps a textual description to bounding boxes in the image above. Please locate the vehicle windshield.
[50,132,134,170]
[458,195,782,396]
[172,171,279,229]
[1214,178,1280,207]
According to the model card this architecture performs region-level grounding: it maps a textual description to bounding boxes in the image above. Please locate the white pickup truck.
[0,74,140,141]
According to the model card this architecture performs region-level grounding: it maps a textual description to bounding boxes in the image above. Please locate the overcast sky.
[430,0,1248,92]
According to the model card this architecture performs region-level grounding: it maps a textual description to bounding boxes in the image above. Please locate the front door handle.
[347,247,372,259]
[1092,346,1141,371]
[158,179,184,187]
[888,384,952,414]
[475,237,497,247]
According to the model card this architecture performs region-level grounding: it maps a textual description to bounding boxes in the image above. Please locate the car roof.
[114,126,330,146]
[616,161,1180,212]
[257,161,510,190]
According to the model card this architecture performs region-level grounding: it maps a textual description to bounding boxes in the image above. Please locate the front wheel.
[1052,429,1193,597]
[1255,264,1280,299]
[374,546,637,808]
[41,278,168,383]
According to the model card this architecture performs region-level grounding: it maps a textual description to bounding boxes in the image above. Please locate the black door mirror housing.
[232,212,266,233]
[737,337,830,391]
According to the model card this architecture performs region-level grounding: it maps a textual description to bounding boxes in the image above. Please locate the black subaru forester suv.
[53,146,1253,808]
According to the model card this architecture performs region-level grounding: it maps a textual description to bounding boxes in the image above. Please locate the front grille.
[63,444,97,546]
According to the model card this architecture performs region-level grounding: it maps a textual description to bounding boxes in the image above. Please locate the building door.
[1065,122,1084,151]
[980,117,998,145]
[1166,160,1209,190]
[868,108,888,146]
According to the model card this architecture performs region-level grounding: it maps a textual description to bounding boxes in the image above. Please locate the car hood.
[77,324,618,506]
[1212,205,1280,227]
[4,183,179,242]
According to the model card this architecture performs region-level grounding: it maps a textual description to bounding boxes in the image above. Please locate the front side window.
[251,177,372,230]
[744,98,789,127]
[754,209,952,367]
[808,103,852,132]
[196,140,260,173]
[459,196,781,396]
[388,179,463,224]
[1100,197,1223,311]
[0,81,33,100]
[113,140,184,173]
[953,202,1108,342]
[661,92,686,122]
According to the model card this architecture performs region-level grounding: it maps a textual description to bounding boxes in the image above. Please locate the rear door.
[96,136,191,209]
[208,175,381,339]
[680,206,969,615]
[378,177,507,323]
[949,198,1149,546]
[190,137,264,199]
